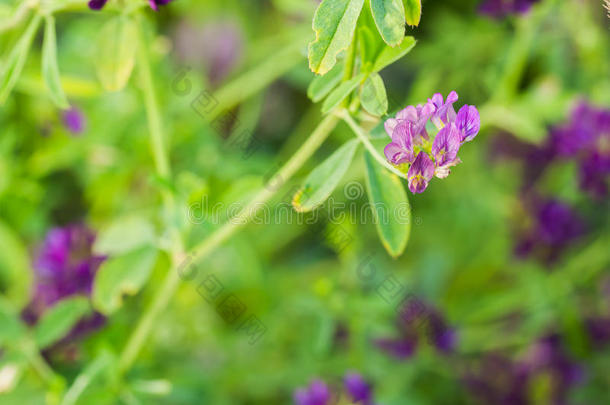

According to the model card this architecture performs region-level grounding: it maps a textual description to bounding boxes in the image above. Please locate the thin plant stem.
[340,111,407,180]
[116,17,185,375]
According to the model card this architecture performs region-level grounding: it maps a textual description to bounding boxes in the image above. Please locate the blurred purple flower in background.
[344,372,374,405]
[88,0,173,11]
[384,91,480,193]
[376,297,456,359]
[62,107,86,135]
[479,0,540,18]
[515,197,586,263]
[464,335,583,405]
[22,224,105,339]
[173,20,243,87]
[294,379,331,405]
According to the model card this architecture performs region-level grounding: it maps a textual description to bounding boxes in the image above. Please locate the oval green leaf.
[35,296,91,349]
[308,0,365,75]
[360,73,388,116]
[364,151,411,257]
[370,0,405,47]
[293,139,359,212]
[403,0,422,27]
[321,73,365,114]
[372,36,416,72]
[95,16,137,92]
[307,63,343,102]
[42,16,69,109]
[92,246,158,315]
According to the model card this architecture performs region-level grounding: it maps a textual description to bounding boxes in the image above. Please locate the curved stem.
[340,111,407,179]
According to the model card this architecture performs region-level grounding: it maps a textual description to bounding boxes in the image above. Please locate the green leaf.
[360,73,388,116]
[292,139,359,212]
[370,0,405,47]
[92,246,158,315]
[42,16,69,109]
[0,221,32,309]
[321,73,365,114]
[0,297,26,346]
[95,16,137,92]
[307,63,343,102]
[372,35,416,72]
[403,0,422,27]
[308,0,365,75]
[364,152,411,257]
[34,297,91,349]
[0,15,42,104]
[93,215,156,256]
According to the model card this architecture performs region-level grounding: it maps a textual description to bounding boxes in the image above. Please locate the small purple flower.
[22,224,106,339]
[294,380,331,405]
[407,152,435,193]
[479,0,540,18]
[515,198,586,263]
[383,122,415,165]
[344,373,373,405]
[62,107,85,135]
[88,0,173,11]
[455,104,480,142]
[429,91,458,129]
[431,123,462,179]
[87,0,107,9]
[376,297,455,360]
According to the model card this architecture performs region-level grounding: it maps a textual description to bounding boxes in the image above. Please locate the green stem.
[189,113,340,265]
[117,17,185,375]
[340,111,407,179]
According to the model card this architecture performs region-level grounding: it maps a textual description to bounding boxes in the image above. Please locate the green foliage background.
[0,0,609,404]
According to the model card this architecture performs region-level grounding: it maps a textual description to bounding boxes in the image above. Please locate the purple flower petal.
[429,91,459,129]
[384,122,415,165]
[407,152,435,193]
[456,104,480,142]
[432,123,461,168]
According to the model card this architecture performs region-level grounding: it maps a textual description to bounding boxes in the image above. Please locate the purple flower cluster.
[549,102,610,199]
[494,102,610,199]
[464,335,583,405]
[375,298,456,359]
[294,372,374,405]
[479,0,540,18]
[22,224,105,337]
[383,91,480,193]
[88,0,173,11]
[514,197,586,264]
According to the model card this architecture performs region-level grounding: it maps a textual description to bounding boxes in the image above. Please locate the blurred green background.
[0,0,609,404]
